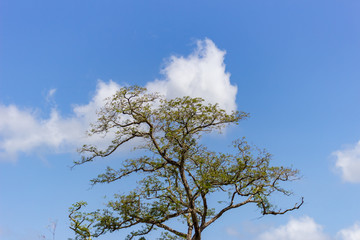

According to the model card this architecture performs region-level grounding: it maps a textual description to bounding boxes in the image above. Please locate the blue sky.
[1,0,360,239]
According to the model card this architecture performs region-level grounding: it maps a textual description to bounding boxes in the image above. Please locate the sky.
[1,0,360,239]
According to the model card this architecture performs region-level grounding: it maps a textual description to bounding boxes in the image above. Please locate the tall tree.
[69,86,303,240]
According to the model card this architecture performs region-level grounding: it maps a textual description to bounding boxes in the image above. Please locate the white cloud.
[0,38,239,161]
[257,216,330,240]
[47,88,56,98]
[225,227,241,237]
[0,80,120,161]
[337,222,360,240]
[72,80,121,129]
[254,217,360,240]
[45,88,56,102]
[333,141,360,183]
[146,38,237,112]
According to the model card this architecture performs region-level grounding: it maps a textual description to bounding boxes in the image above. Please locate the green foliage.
[69,86,303,240]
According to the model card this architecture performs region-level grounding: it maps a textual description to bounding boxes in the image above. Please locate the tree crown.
[69,86,303,240]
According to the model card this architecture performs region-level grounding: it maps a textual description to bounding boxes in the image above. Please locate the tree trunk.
[191,232,201,240]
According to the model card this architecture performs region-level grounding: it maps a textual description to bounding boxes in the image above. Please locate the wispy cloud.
[46,88,57,101]
[333,141,360,183]
[225,226,241,238]
[0,38,238,161]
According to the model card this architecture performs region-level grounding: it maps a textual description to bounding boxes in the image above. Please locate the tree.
[69,86,303,240]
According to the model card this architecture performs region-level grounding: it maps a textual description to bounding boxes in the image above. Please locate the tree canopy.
[69,86,303,240]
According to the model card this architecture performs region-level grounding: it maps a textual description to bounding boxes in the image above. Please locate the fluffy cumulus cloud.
[146,38,237,112]
[252,217,360,240]
[0,38,238,161]
[72,80,121,128]
[0,80,121,161]
[333,141,360,183]
[337,223,360,240]
[257,216,330,240]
